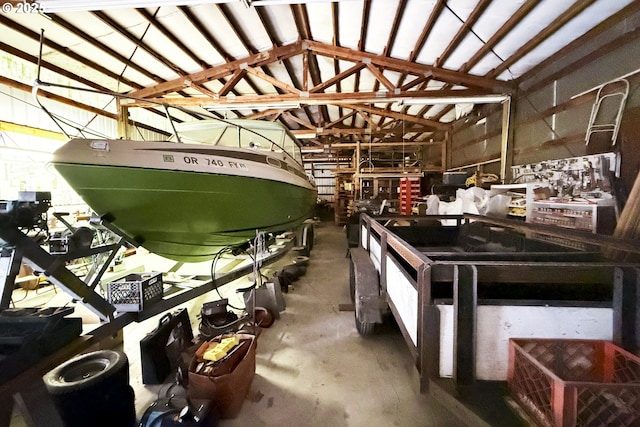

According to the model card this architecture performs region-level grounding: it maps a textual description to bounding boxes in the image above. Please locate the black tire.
[292,255,310,266]
[291,245,308,257]
[43,350,135,427]
[43,349,129,395]
[51,383,136,427]
[355,312,375,336]
[349,258,355,303]
[282,263,306,280]
[306,224,314,252]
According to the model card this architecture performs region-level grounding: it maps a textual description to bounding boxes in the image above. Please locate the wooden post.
[116,99,129,139]
[500,96,514,183]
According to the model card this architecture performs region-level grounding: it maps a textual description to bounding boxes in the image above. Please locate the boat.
[50,119,317,262]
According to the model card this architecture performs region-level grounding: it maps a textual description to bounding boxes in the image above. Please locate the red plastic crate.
[508,339,640,427]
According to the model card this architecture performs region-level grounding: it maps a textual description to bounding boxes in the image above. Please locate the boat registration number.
[164,154,248,170]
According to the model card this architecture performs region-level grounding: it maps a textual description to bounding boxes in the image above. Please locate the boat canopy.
[175,119,303,164]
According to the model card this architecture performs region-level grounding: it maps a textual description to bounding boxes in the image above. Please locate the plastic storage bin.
[508,338,640,427]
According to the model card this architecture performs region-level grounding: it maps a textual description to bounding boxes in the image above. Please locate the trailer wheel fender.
[349,248,383,336]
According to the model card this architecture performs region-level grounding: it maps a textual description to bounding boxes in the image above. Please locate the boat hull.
[51,136,317,262]
[54,163,316,261]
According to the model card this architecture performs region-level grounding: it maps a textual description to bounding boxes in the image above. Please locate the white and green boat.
[51,119,317,262]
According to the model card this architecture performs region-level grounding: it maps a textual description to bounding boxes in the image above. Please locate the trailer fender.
[350,248,384,326]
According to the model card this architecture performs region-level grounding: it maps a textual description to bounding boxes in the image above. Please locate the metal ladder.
[585,78,629,146]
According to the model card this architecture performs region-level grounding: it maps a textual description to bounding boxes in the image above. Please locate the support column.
[500,96,515,183]
[116,99,129,139]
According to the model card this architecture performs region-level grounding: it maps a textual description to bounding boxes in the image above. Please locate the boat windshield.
[179,125,302,163]
[179,122,303,164]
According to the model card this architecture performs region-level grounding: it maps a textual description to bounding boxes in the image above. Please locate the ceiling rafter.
[0,14,142,90]
[130,88,489,108]
[0,41,103,92]
[0,0,627,161]
[434,0,595,123]
[365,63,396,92]
[373,0,407,131]
[231,8,312,130]
[215,4,287,100]
[309,63,366,94]
[137,7,205,69]
[177,4,270,102]
[130,41,303,98]
[461,0,540,74]
[434,0,492,68]
[517,0,640,87]
[341,103,448,130]
[92,10,185,77]
[46,13,163,86]
[487,0,597,79]
[431,0,539,122]
[244,65,301,95]
[306,42,513,92]
[283,112,315,131]
[291,3,326,125]
[330,1,345,124]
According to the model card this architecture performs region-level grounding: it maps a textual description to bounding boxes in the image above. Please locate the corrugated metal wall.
[449,8,640,182]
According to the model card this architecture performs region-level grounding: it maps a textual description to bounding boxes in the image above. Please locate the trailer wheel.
[355,313,375,336]
[350,248,382,337]
[349,258,355,302]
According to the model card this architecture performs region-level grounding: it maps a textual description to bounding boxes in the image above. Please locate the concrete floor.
[209,221,461,427]
[128,221,462,426]
[9,221,464,426]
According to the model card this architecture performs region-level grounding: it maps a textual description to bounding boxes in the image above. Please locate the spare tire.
[43,349,129,395]
[43,350,135,427]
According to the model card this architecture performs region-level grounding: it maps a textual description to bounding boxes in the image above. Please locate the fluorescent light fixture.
[252,0,361,5]
[295,132,317,139]
[37,0,237,12]
[356,172,424,179]
[399,94,509,106]
[37,0,354,12]
[301,148,324,153]
[203,102,300,111]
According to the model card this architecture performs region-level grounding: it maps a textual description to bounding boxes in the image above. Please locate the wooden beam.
[0,15,141,91]
[330,140,443,149]
[218,70,247,96]
[245,66,301,94]
[130,41,303,99]
[435,0,492,68]
[341,103,449,130]
[488,0,597,79]
[306,40,514,92]
[310,63,366,93]
[0,121,66,141]
[460,0,540,73]
[126,88,491,108]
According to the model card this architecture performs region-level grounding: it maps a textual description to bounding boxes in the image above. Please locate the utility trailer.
[349,213,640,424]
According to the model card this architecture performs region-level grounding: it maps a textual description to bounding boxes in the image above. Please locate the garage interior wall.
[447,6,640,185]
